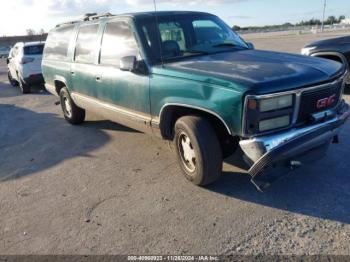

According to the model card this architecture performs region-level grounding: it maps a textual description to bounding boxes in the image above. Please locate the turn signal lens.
[248,99,257,110]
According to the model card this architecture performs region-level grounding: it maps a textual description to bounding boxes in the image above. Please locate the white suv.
[7,42,45,94]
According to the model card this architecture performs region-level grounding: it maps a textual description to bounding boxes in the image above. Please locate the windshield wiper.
[185,49,210,55]
[212,43,238,48]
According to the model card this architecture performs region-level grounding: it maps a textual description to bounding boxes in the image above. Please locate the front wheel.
[59,87,85,125]
[174,116,223,186]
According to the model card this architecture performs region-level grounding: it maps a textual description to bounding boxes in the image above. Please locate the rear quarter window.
[44,25,75,60]
[24,45,44,55]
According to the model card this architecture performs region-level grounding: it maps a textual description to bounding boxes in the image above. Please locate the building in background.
[340,18,350,25]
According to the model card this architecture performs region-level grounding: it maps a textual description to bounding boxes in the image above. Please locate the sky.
[0,0,349,36]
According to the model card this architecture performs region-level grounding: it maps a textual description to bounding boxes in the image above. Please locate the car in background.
[6,41,45,94]
[301,35,350,86]
[0,46,11,58]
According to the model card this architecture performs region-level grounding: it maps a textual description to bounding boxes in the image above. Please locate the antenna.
[321,0,327,32]
[153,0,164,67]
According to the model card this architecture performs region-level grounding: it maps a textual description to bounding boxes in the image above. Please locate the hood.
[154,49,345,95]
[305,35,350,47]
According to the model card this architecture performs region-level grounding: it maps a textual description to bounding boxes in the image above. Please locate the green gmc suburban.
[42,11,350,189]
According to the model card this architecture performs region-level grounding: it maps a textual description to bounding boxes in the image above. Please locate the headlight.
[259,94,293,112]
[244,94,295,135]
[301,46,316,56]
[259,115,290,132]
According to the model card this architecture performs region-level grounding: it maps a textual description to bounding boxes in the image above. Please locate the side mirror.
[247,42,255,50]
[120,56,137,72]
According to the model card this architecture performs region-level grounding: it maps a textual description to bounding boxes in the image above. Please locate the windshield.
[137,14,248,63]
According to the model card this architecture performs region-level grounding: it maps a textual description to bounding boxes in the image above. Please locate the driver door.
[95,20,150,117]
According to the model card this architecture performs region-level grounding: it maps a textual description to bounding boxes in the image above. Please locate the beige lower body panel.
[70,92,159,136]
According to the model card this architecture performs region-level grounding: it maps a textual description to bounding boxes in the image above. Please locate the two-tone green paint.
[42,11,346,138]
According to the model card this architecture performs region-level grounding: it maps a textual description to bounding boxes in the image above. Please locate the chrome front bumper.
[240,101,350,181]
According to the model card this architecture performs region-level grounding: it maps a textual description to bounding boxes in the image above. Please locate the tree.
[232,14,345,32]
[326,16,336,25]
[282,23,293,27]
[39,29,45,35]
[26,29,35,35]
[232,25,241,31]
[296,18,321,26]
[339,15,346,22]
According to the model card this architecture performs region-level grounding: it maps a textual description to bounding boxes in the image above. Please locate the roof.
[56,11,215,27]
[122,11,214,19]
[23,41,45,47]
[14,41,45,47]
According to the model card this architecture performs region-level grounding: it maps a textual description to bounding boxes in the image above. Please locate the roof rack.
[56,12,114,27]
[55,19,82,28]
[85,12,114,20]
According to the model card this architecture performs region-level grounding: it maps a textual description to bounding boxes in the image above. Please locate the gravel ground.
[0,30,350,255]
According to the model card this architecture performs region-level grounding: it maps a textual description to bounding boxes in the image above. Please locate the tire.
[174,115,223,186]
[18,77,30,94]
[8,71,18,87]
[59,87,85,125]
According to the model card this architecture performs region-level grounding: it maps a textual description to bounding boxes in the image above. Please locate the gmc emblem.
[316,94,336,109]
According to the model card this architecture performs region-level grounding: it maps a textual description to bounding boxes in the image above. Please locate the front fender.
[150,73,243,135]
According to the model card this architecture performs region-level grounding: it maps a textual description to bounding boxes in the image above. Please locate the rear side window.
[100,21,139,67]
[44,25,75,60]
[24,45,44,55]
[75,24,99,64]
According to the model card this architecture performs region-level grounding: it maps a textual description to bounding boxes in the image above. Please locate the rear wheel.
[174,115,222,186]
[8,71,18,87]
[18,75,30,94]
[19,79,31,94]
[59,87,85,125]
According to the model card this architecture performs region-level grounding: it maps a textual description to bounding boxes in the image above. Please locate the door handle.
[70,71,75,75]
[96,75,102,81]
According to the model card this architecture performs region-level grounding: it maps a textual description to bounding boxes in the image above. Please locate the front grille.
[297,80,342,123]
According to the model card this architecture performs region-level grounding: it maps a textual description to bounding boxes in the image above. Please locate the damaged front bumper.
[239,100,350,191]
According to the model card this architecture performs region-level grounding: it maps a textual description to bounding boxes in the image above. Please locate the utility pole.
[321,0,327,32]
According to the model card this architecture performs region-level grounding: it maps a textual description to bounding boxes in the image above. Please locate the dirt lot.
[1,31,350,255]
